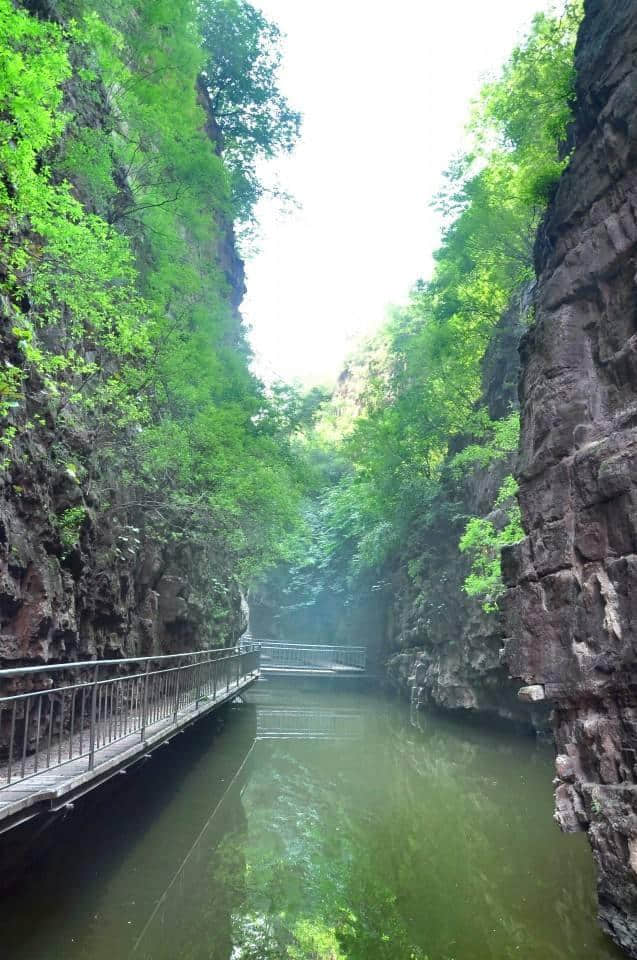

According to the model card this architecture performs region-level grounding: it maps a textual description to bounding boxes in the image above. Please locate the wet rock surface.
[504,1,637,953]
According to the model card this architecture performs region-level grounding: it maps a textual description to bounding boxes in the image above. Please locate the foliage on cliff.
[338,2,582,573]
[257,2,583,637]
[199,0,301,222]
[459,474,524,611]
[0,0,302,624]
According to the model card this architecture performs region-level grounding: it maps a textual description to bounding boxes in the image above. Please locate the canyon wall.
[250,291,545,731]
[0,12,247,672]
[503,0,637,953]
[0,414,246,667]
[384,292,547,732]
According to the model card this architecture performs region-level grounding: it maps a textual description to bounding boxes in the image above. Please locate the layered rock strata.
[503,1,637,953]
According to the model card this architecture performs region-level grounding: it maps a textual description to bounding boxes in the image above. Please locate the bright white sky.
[244,0,558,386]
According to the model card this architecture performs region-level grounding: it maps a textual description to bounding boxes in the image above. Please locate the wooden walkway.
[0,647,259,836]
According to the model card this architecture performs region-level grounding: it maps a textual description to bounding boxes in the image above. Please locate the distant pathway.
[254,640,367,677]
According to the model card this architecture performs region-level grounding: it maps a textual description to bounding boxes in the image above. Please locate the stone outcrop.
[503,1,637,953]
[385,291,548,733]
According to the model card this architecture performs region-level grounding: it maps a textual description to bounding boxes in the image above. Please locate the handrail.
[0,644,261,790]
[0,643,259,679]
[254,641,365,651]
[258,641,366,672]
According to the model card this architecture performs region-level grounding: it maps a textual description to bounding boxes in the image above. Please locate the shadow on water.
[0,682,625,960]
[0,701,256,960]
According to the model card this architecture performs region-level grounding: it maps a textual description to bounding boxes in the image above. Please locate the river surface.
[0,684,622,960]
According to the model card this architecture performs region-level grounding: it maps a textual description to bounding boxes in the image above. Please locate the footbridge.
[0,639,368,837]
[249,639,367,678]
[0,643,259,837]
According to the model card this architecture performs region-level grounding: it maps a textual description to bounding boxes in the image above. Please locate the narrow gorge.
[2,0,637,958]
[251,2,637,954]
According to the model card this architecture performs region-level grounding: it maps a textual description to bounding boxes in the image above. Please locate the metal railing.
[258,642,366,672]
[0,644,260,790]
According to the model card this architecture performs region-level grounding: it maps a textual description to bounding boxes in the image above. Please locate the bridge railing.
[0,643,260,790]
[257,642,366,672]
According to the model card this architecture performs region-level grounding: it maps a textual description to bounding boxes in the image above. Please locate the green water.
[0,685,622,960]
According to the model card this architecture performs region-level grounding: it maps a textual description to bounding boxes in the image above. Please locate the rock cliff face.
[503,1,637,953]
[385,292,548,733]
[0,441,246,666]
[0,34,247,671]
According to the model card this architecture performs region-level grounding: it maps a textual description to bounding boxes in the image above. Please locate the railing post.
[88,663,99,772]
[20,697,31,780]
[173,656,182,722]
[7,702,16,784]
[140,660,150,742]
[196,655,202,705]
[213,656,217,701]
[236,649,240,687]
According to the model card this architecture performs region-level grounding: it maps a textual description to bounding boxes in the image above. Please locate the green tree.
[199,0,301,220]
[333,2,581,571]
[261,2,583,629]
[0,0,306,640]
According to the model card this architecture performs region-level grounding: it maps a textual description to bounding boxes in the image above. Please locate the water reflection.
[229,690,621,960]
[253,684,364,741]
[0,686,623,960]
[133,744,252,960]
[0,706,256,960]
[256,706,364,740]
